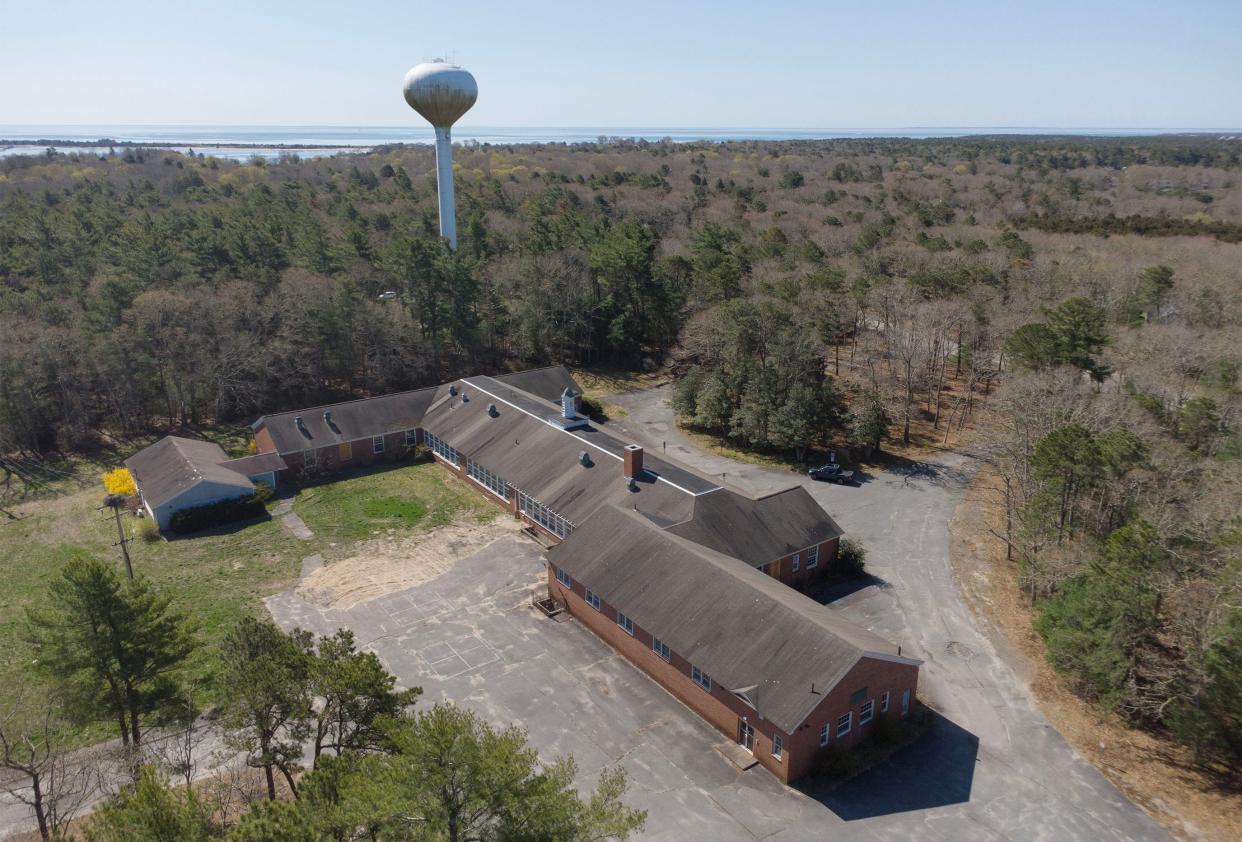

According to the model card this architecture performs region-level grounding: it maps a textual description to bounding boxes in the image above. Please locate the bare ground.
[295,518,522,609]
[949,466,1242,842]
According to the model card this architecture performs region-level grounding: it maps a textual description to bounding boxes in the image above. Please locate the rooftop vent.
[461,392,469,402]
[323,410,333,425]
[295,415,308,436]
[626,476,638,492]
[579,450,591,467]
[487,403,498,417]
[561,387,577,420]
[449,384,458,396]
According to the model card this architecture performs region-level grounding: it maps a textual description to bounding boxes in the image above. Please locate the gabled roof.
[125,437,254,508]
[253,387,438,455]
[666,486,844,567]
[250,366,581,456]
[420,376,694,526]
[490,366,582,406]
[220,452,288,477]
[547,505,917,733]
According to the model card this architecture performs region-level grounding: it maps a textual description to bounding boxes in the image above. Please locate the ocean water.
[1,124,1235,161]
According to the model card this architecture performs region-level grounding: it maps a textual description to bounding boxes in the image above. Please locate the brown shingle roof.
[666,486,844,567]
[125,437,254,508]
[254,387,438,455]
[547,505,916,733]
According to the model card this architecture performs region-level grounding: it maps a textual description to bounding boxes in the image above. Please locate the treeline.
[0,133,1239,462]
[1,556,644,841]
[994,278,1241,779]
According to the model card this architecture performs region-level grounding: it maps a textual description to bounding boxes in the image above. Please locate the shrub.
[838,537,867,576]
[169,493,266,534]
[579,395,606,421]
[137,520,161,543]
[252,482,274,503]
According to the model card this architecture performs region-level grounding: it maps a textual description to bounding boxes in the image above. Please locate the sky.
[1,0,1239,128]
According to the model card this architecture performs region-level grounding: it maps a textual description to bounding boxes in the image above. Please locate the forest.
[0,133,1240,789]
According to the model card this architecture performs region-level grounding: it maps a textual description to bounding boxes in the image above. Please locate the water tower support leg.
[434,125,458,250]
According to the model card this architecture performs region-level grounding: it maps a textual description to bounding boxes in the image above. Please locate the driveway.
[604,384,1168,839]
[264,384,1167,841]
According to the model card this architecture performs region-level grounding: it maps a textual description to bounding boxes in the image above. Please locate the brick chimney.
[623,444,643,478]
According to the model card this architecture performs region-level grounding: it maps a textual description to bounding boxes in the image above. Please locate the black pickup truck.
[807,463,856,484]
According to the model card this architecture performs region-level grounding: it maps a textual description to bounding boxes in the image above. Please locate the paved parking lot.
[267,511,1167,841]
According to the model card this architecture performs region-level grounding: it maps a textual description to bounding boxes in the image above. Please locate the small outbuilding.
[125,437,277,531]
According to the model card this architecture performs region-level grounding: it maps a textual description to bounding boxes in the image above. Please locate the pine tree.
[26,556,195,748]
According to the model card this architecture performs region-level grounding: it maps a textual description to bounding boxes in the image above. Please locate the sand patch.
[296,518,522,609]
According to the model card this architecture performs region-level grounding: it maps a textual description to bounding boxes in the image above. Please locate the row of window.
[818,689,909,746]
[571,572,713,695]
[467,461,508,500]
[518,490,573,538]
[424,431,460,466]
[790,543,820,573]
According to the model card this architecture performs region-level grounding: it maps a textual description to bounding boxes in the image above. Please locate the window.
[517,491,573,538]
[860,700,874,724]
[302,448,317,469]
[372,435,385,454]
[652,638,671,662]
[792,554,800,572]
[585,589,601,611]
[880,691,890,713]
[555,567,571,588]
[405,429,418,447]
[807,545,819,568]
[836,712,852,737]
[692,666,711,692]
[819,724,829,746]
[901,689,911,717]
[772,734,783,759]
[424,431,460,466]
[850,686,868,705]
[617,612,634,635]
[467,461,508,500]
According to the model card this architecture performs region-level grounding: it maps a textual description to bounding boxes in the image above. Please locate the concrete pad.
[282,511,314,540]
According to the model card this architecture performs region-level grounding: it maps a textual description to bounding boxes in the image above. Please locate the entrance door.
[339,441,353,461]
[737,720,755,753]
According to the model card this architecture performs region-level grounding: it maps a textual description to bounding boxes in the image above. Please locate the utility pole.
[103,494,134,580]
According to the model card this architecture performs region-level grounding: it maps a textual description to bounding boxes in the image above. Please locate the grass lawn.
[292,462,496,551]
[0,459,494,744]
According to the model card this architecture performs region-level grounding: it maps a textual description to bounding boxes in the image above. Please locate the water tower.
[402,60,478,250]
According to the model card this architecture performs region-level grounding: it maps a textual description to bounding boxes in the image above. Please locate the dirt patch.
[949,466,1242,842]
[295,518,521,610]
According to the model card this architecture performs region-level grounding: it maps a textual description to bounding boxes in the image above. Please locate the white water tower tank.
[402,60,478,250]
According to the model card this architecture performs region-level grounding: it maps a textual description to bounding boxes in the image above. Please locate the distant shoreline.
[0,138,372,150]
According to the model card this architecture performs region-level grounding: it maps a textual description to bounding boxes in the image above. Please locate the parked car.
[377,290,398,301]
[808,463,855,484]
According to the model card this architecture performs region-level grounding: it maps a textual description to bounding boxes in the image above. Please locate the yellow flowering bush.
[102,467,137,496]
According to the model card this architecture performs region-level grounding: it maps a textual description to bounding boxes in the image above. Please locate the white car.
[377,290,398,301]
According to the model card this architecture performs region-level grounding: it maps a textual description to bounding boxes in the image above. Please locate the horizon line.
[3,122,1240,132]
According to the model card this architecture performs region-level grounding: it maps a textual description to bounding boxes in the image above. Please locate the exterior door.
[339,441,352,461]
[737,720,755,753]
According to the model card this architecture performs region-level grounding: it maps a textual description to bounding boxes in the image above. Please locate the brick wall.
[546,559,918,784]
[766,537,840,588]
[547,563,795,781]
[783,654,919,781]
[253,426,276,454]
